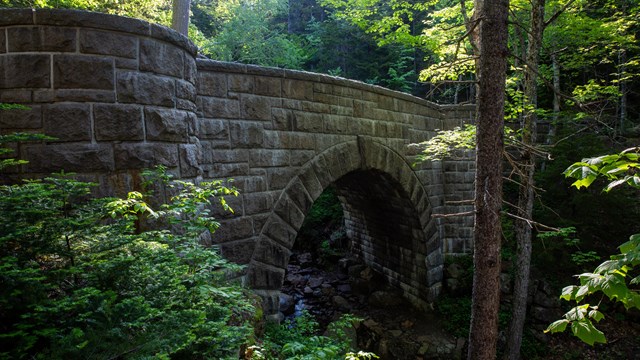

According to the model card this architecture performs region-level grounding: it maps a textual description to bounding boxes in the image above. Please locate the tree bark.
[467,0,509,359]
[504,1,544,359]
[171,0,192,36]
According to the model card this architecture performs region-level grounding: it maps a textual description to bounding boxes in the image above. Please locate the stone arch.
[247,137,443,315]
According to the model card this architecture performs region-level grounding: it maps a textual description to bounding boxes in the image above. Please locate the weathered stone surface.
[283,79,313,101]
[140,38,183,77]
[247,264,285,290]
[241,95,277,121]
[54,55,114,90]
[35,9,149,35]
[229,122,264,148]
[113,143,179,169]
[200,97,239,119]
[218,239,256,265]
[117,72,175,106]
[43,104,91,141]
[79,29,136,58]
[144,108,190,142]
[25,143,113,172]
[176,80,196,102]
[53,89,116,103]
[8,26,76,52]
[198,119,228,140]
[1,90,31,103]
[243,192,274,215]
[179,144,201,177]
[184,55,197,85]
[213,217,254,242]
[93,104,143,141]
[0,55,50,88]
[253,239,291,268]
[255,76,281,97]
[0,8,34,26]
[228,74,254,93]
[0,106,41,128]
[197,72,227,97]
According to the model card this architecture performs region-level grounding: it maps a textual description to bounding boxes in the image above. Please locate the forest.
[0,0,639,359]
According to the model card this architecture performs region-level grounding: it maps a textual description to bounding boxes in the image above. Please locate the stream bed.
[278,251,465,360]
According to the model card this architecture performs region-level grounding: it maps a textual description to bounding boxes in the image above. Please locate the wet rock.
[303,286,313,295]
[368,291,403,308]
[332,295,352,311]
[307,277,324,289]
[298,252,313,267]
[337,284,351,293]
[362,319,385,336]
[286,273,306,287]
[279,293,295,315]
[348,264,367,277]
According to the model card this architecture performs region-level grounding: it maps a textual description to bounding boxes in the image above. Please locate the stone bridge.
[0,8,475,314]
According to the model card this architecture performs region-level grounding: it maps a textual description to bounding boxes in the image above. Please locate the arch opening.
[249,140,443,318]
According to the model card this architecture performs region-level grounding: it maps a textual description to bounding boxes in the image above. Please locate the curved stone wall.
[1,8,199,195]
[1,8,476,315]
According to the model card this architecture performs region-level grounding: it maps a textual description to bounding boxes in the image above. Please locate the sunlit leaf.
[571,320,607,346]
[544,319,569,334]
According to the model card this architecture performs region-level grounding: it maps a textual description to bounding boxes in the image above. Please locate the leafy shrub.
[0,165,258,359]
[256,311,375,360]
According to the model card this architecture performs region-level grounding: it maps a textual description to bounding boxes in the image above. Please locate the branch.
[502,211,562,232]
[432,210,476,218]
[544,0,577,29]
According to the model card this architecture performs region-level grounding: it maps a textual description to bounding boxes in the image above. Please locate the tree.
[171,0,191,35]
[466,0,509,359]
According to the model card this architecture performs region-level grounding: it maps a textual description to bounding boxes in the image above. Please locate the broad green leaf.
[572,175,597,189]
[560,285,579,301]
[588,309,605,322]
[544,319,569,334]
[571,320,607,346]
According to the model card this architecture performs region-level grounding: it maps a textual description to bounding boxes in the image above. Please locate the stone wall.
[0,8,476,315]
[1,8,199,194]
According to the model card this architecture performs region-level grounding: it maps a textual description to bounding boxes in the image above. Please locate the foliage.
[413,124,476,163]
[0,133,55,171]
[0,159,257,358]
[545,148,640,345]
[435,294,472,338]
[255,311,375,360]
[193,0,307,68]
[537,227,600,268]
[1,0,172,25]
[563,147,640,191]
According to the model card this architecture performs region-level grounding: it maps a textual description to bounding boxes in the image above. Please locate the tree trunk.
[619,49,627,135]
[171,0,192,36]
[504,1,544,359]
[467,0,509,359]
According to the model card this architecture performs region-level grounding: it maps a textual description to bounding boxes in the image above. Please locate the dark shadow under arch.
[247,137,443,316]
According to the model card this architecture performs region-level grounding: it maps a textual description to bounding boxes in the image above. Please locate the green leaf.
[588,309,605,322]
[560,285,579,301]
[571,319,607,346]
[544,319,569,334]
